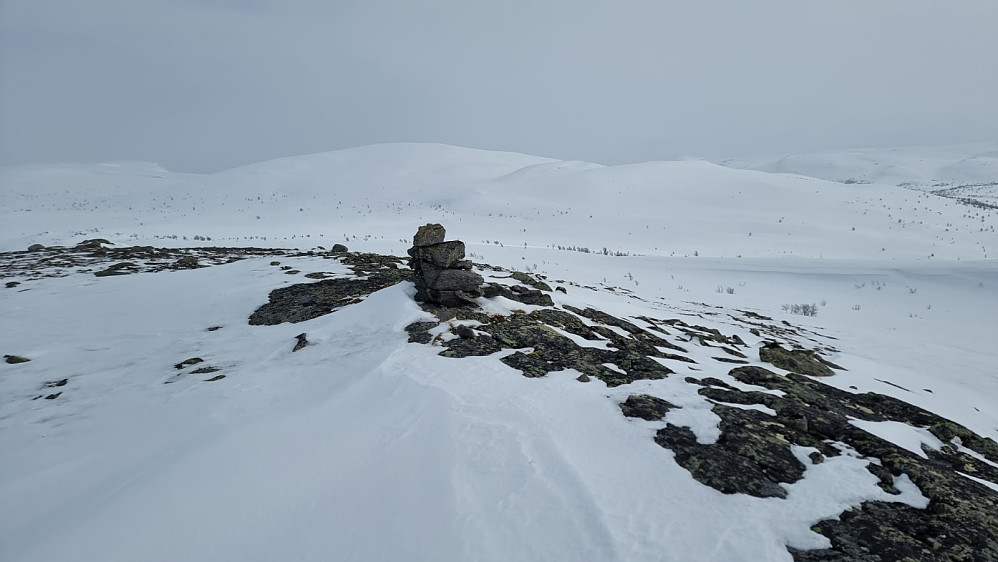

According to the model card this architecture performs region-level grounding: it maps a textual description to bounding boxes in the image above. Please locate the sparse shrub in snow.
[782,303,819,317]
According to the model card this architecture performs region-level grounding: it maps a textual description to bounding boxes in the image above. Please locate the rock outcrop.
[407,224,483,307]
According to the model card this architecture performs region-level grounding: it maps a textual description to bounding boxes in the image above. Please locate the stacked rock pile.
[407,224,484,307]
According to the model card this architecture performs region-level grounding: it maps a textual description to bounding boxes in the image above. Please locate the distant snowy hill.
[2,143,997,561]
[716,142,998,185]
[716,142,998,209]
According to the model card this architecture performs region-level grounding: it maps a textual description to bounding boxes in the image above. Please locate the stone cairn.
[408,224,484,307]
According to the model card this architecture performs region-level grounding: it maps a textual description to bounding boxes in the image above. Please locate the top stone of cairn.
[413,223,446,247]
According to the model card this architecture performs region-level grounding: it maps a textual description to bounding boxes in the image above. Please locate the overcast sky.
[1,0,996,172]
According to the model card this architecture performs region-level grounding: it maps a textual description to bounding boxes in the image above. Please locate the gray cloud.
[2,0,996,172]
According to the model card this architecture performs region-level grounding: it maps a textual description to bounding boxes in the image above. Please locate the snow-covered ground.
[1,143,996,561]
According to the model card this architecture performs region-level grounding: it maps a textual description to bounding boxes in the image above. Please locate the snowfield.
[1,143,996,561]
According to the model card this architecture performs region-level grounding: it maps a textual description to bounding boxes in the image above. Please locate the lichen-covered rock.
[759,342,839,376]
[173,256,200,269]
[674,366,998,559]
[175,357,204,369]
[413,223,446,247]
[657,423,792,499]
[509,271,554,292]
[655,404,812,499]
[76,238,112,249]
[293,333,308,352]
[407,306,681,387]
[409,241,467,268]
[620,394,675,420]
[94,262,140,277]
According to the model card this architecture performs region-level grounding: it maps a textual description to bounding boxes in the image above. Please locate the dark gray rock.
[28,244,45,252]
[428,289,480,307]
[410,241,467,268]
[430,269,484,292]
[331,243,349,253]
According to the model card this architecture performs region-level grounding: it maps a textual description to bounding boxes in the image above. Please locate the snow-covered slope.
[2,143,996,261]
[2,143,997,561]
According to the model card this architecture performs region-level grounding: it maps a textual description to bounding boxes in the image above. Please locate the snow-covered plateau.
[1,143,996,561]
